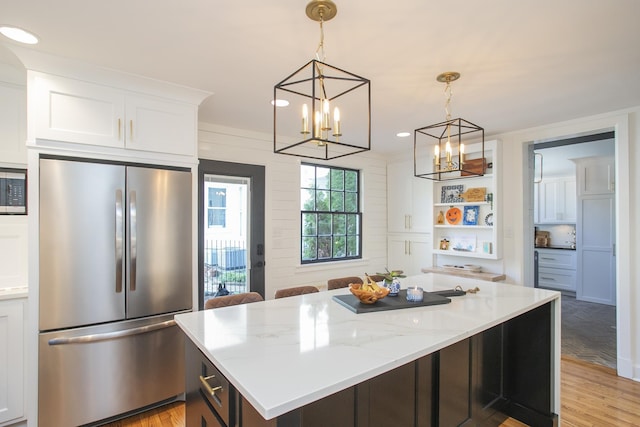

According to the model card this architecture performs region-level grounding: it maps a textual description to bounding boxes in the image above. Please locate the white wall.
[198,123,389,299]
[489,107,638,381]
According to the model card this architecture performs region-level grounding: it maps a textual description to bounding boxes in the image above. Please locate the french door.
[198,160,265,309]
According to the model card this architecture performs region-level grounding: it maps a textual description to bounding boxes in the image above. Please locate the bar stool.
[204,292,264,309]
[274,285,319,299]
[327,276,363,291]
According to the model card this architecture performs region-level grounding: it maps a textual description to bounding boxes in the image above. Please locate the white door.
[577,194,615,305]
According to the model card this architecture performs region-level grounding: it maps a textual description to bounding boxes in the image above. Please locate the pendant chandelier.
[273,0,371,160]
[414,72,484,181]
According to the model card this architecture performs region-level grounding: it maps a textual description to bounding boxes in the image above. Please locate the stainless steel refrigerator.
[38,157,192,426]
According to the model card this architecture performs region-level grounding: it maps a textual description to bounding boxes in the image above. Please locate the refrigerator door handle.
[115,189,124,293]
[47,319,176,346]
[130,190,137,292]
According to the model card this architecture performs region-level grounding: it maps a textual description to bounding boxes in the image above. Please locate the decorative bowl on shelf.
[349,283,390,304]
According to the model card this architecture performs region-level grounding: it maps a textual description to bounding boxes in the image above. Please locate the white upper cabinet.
[536,176,577,224]
[576,156,615,196]
[387,158,433,233]
[30,72,197,157]
[0,82,27,166]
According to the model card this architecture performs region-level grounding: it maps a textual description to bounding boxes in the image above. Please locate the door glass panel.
[203,174,250,306]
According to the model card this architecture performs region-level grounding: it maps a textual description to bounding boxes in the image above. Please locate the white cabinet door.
[0,83,27,165]
[538,177,576,223]
[387,159,432,233]
[387,234,432,276]
[577,156,614,195]
[32,72,125,148]
[125,94,196,156]
[31,72,196,156]
[0,299,25,425]
[577,195,615,305]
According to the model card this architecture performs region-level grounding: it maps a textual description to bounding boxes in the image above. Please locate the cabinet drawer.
[537,251,576,269]
[186,340,234,427]
[538,267,576,291]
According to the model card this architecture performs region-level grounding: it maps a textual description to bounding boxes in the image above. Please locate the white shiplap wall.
[198,122,389,299]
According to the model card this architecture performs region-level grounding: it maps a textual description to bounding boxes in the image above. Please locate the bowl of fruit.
[349,276,390,304]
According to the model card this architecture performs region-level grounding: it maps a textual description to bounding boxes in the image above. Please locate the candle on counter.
[406,286,424,302]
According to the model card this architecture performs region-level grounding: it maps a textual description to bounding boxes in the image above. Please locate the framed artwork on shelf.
[463,205,480,225]
[440,184,464,203]
[451,235,476,252]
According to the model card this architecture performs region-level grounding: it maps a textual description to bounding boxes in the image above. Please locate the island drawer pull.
[199,374,223,397]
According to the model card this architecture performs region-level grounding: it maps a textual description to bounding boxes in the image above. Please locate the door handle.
[254,261,264,268]
[115,189,124,293]
[129,190,137,291]
[48,320,176,345]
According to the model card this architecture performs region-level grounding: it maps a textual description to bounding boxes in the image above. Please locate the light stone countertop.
[175,273,560,420]
[0,286,28,301]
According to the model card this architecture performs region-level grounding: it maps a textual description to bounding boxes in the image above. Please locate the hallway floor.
[561,295,616,369]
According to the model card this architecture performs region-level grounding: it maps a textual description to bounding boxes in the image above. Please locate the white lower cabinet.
[387,234,432,276]
[536,249,576,292]
[0,298,25,426]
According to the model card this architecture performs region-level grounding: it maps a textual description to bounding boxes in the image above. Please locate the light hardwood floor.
[103,356,640,427]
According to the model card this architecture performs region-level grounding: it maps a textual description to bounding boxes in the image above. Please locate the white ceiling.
[1,0,639,155]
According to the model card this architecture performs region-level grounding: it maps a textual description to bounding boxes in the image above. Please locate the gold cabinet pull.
[129,119,133,140]
[118,118,122,140]
[199,375,223,397]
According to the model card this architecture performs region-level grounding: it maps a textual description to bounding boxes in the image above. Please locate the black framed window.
[301,163,361,263]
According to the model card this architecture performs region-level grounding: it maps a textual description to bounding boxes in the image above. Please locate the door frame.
[521,113,631,378]
[198,159,265,308]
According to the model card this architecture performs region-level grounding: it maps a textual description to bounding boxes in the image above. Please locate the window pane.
[330,169,344,190]
[345,170,358,192]
[302,237,317,261]
[331,191,344,212]
[345,192,357,213]
[318,237,332,259]
[333,236,346,258]
[301,164,316,188]
[301,189,315,210]
[302,213,317,236]
[347,235,359,256]
[318,213,332,235]
[346,214,359,235]
[208,187,227,207]
[316,167,330,189]
[333,214,346,235]
[208,208,226,227]
[316,190,330,211]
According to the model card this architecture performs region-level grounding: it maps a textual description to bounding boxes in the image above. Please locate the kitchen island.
[175,274,560,426]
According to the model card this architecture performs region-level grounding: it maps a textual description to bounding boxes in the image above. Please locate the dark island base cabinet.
[185,303,558,427]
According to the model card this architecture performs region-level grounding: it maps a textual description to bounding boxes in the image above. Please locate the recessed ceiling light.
[271,99,289,107]
[396,132,411,138]
[0,26,39,44]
